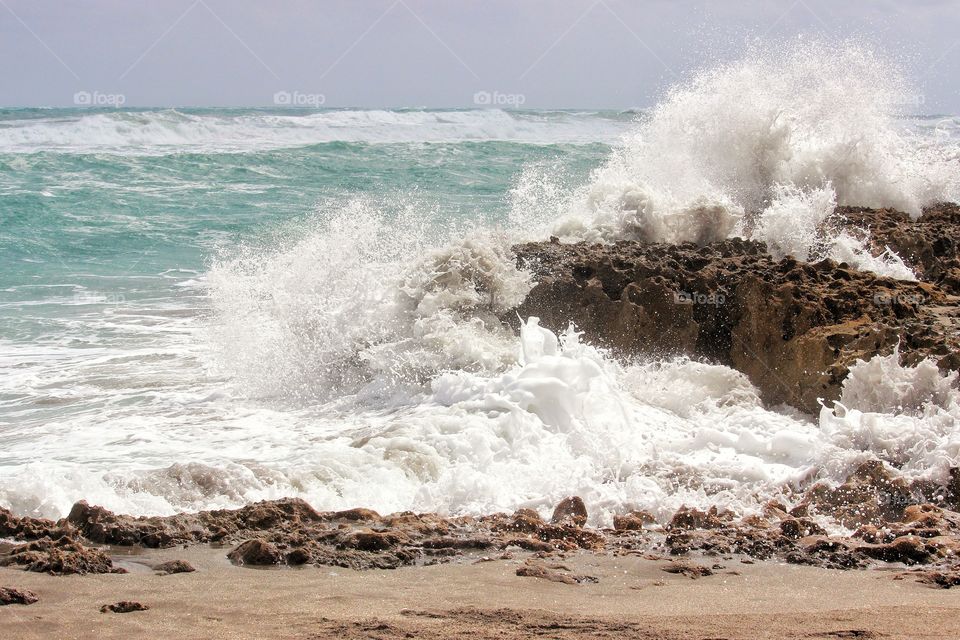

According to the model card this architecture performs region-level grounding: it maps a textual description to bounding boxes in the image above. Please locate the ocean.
[2,42,959,524]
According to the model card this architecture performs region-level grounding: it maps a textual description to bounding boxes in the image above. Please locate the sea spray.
[207,198,530,404]
[752,185,918,279]
[544,40,958,275]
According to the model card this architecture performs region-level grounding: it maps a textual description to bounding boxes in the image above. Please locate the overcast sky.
[2,0,959,111]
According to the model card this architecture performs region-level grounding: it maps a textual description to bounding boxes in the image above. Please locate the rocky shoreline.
[2,460,959,595]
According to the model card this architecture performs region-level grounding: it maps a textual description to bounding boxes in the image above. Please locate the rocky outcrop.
[905,565,960,588]
[65,497,327,548]
[515,560,599,584]
[612,511,654,531]
[646,462,960,571]
[550,496,588,527]
[227,539,283,566]
[658,500,960,570]
[800,460,915,527]
[0,508,66,541]
[511,231,960,414]
[661,559,714,578]
[153,559,195,575]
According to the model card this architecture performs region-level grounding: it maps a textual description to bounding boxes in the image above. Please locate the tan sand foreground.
[2,544,958,639]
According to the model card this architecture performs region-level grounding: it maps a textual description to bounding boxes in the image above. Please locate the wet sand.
[2,545,958,639]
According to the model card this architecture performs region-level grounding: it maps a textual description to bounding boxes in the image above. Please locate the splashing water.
[207,198,532,405]
[821,348,960,481]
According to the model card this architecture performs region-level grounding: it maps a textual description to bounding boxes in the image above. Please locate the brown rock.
[661,560,714,579]
[311,546,417,571]
[341,529,410,552]
[786,535,868,570]
[100,601,149,613]
[613,511,655,531]
[900,503,960,535]
[912,566,960,589]
[779,517,827,540]
[0,508,63,541]
[802,461,914,527]
[669,506,727,530]
[926,535,960,557]
[788,504,810,518]
[550,497,588,528]
[227,539,282,566]
[381,512,449,536]
[0,587,39,605]
[516,562,598,585]
[837,204,960,296]
[852,525,895,544]
[153,559,195,575]
[856,535,932,565]
[66,497,325,548]
[329,508,380,522]
[505,509,545,534]
[503,537,554,553]
[421,536,493,550]
[285,548,311,565]
[762,501,790,520]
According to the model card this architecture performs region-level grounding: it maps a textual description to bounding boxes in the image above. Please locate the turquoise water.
[0,108,616,338]
[1,140,608,284]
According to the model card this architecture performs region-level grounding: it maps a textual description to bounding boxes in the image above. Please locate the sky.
[1,0,959,111]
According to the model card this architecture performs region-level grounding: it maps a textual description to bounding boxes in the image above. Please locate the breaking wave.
[0,108,629,154]
[3,39,959,523]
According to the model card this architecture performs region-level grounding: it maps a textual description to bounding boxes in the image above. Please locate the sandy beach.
[3,544,959,640]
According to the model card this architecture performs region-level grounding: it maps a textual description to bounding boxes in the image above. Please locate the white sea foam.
[754,185,918,279]
[5,317,955,525]
[821,349,960,483]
